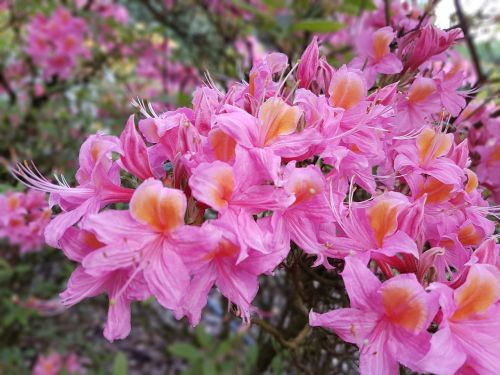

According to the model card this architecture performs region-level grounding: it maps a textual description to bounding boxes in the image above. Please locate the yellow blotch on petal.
[417,128,452,163]
[367,199,401,247]
[259,98,301,146]
[382,284,427,332]
[210,167,235,209]
[464,169,478,194]
[248,71,257,97]
[329,70,365,110]
[209,129,237,163]
[408,79,436,104]
[416,177,454,204]
[7,195,20,211]
[372,30,392,62]
[487,145,500,166]
[81,231,104,250]
[90,141,105,162]
[451,266,500,321]
[204,238,240,261]
[131,182,185,233]
[457,223,482,246]
[291,178,322,206]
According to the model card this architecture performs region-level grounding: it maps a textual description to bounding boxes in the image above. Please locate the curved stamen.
[10,161,93,196]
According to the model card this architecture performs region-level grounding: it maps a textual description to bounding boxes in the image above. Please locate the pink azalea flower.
[273,164,333,265]
[297,36,319,89]
[399,24,462,72]
[418,264,500,374]
[394,127,464,186]
[394,76,442,133]
[434,71,467,117]
[178,210,288,325]
[81,178,218,318]
[189,146,285,214]
[351,26,402,87]
[470,238,500,270]
[118,115,156,180]
[328,65,367,111]
[25,7,89,80]
[326,192,420,261]
[0,190,50,253]
[64,353,85,374]
[32,352,85,375]
[61,265,147,341]
[475,144,500,201]
[32,352,63,375]
[216,97,322,159]
[310,257,438,374]
[246,52,288,103]
[12,134,134,248]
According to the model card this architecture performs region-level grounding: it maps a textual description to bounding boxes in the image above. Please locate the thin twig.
[384,0,391,26]
[252,318,311,351]
[454,0,486,85]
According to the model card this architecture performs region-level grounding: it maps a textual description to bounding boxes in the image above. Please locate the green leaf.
[292,19,344,33]
[112,352,128,375]
[168,343,203,362]
[202,360,217,375]
[195,325,211,348]
[216,334,242,356]
[340,0,376,15]
[244,345,259,373]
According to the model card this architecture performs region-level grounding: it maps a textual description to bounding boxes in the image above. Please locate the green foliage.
[112,352,128,375]
[292,19,344,33]
[340,0,377,15]
[168,327,258,375]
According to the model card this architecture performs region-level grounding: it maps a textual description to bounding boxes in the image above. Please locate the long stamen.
[275,61,299,98]
[10,161,92,195]
[131,97,157,118]
[393,125,426,140]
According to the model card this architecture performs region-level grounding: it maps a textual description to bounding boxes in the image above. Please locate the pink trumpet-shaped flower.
[399,24,462,72]
[418,264,500,374]
[32,352,63,375]
[81,179,218,316]
[328,65,367,111]
[12,134,134,248]
[326,192,420,260]
[310,257,438,374]
[297,36,319,89]
[178,210,288,325]
[189,146,286,214]
[216,97,322,159]
[119,115,156,180]
[273,164,333,265]
[351,26,402,87]
[395,76,442,132]
[0,189,50,253]
[59,228,149,341]
[395,127,464,186]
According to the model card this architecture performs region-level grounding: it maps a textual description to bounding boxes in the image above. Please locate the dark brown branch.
[384,0,391,26]
[454,0,486,85]
[252,318,311,351]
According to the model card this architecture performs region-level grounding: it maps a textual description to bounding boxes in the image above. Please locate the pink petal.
[309,308,379,346]
[144,247,189,313]
[342,256,381,310]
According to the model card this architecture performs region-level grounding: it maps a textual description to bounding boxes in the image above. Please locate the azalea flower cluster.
[25,7,90,80]
[13,5,500,374]
[0,189,50,253]
[32,351,84,375]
